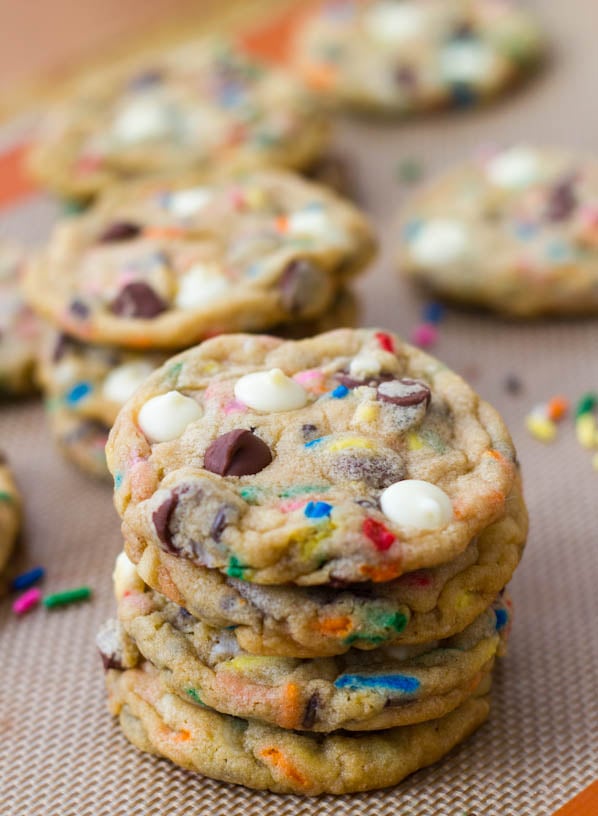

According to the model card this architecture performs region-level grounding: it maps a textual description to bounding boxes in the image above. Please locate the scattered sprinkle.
[304,501,332,519]
[11,566,45,592]
[575,392,598,418]
[525,410,557,443]
[43,586,92,608]
[362,518,396,552]
[13,588,42,615]
[422,301,445,324]
[411,323,438,348]
[331,384,349,399]
[546,396,569,422]
[504,374,522,395]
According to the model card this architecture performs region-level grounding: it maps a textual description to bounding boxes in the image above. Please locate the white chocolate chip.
[138,390,202,442]
[175,263,230,310]
[287,209,343,241]
[102,361,156,405]
[410,220,469,267]
[234,368,308,412]
[380,479,453,531]
[349,354,382,380]
[113,551,144,601]
[167,187,212,219]
[112,96,178,145]
[364,2,425,45]
[439,40,495,84]
[486,147,540,189]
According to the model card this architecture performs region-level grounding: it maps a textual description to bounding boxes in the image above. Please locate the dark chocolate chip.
[204,430,272,477]
[301,423,319,440]
[110,282,167,319]
[335,372,395,390]
[99,221,142,243]
[330,452,405,489]
[210,506,233,542]
[152,492,180,553]
[545,174,578,222]
[280,259,324,315]
[376,378,431,408]
[69,299,90,319]
[98,648,124,672]
[302,693,321,729]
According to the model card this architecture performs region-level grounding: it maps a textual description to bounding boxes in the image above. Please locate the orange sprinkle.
[275,214,289,233]
[174,728,191,742]
[547,396,570,422]
[259,747,307,787]
[279,682,302,730]
[143,226,186,240]
[315,615,353,637]
[359,562,403,583]
[485,449,504,462]
[301,62,338,91]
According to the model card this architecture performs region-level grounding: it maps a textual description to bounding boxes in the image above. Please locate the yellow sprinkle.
[576,414,597,448]
[226,655,275,672]
[245,188,267,209]
[455,591,474,611]
[328,437,375,452]
[354,404,379,423]
[407,432,425,451]
[525,414,557,443]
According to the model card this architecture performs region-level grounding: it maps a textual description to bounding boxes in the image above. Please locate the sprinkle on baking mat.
[525,395,569,443]
[43,586,92,608]
[13,588,42,615]
[11,566,45,591]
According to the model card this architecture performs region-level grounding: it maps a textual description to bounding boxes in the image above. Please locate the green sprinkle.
[239,486,261,504]
[278,485,330,498]
[575,392,598,418]
[0,491,13,504]
[43,586,92,608]
[167,362,183,380]
[226,557,247,580]
[186,688,204,705]
[61,199,87,216]
[344,633,387,647]
[420,429,447,453]
[396,158,424,185]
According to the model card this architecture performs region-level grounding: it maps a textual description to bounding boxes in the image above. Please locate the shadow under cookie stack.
[97,327,527,795]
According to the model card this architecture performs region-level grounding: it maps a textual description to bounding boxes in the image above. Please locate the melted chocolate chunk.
[98,649,124,671]
[301,423,319,440]
[110,282,167,319]
[302,693,321,729]
[280,259,324,315]
[329,451,405,489]
[376,378,431,408]
[204,430,272,477]
[335,372,395,390]
[99,221,142,243]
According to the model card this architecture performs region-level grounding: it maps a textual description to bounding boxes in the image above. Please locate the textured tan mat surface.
[1,0,598,813]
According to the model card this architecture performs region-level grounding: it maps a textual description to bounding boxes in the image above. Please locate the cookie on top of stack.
[27,173,375,479]
[98,328,527,794]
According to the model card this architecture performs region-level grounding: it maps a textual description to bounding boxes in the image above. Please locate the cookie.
[46,405,112,481]
[110,562,510,732]
[0,455,21,574]
[107,328,518,586]
[398,146,598,316]
[294,0,543,114]
[25,173,375,350]
[28,41,330,200]
[124,483,526,657]
[105,662,491,794]
[0,243,40,396]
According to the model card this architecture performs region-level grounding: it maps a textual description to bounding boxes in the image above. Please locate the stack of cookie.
[28,171,374,479]
[98,328,527,794]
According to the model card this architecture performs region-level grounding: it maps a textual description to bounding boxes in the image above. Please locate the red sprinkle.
[375,332,395,353]
[13,587,42,615]
[362,518,396,551]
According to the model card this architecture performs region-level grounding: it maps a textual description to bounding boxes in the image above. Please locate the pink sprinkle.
[411,323,438,348]
[223,399,246,415]
[294,369,326,393]
[13,588,42,615]
[278,499,306,513]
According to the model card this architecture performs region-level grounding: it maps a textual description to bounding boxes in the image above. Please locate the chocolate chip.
[69,299,90,319]
[301,423,319,440]
[335,372,395,390]
[98,649,124,671]
[302,693,321,729]
[99,221,142,243]
[52,333,70,362]
[545,174,578,222]
[280,259,324,315]
[376,378,431,408]
[329,451,405,489]
[204,430,272,477]
[210,506,235,542]
[152,491,180,552]
[110,282,167,318]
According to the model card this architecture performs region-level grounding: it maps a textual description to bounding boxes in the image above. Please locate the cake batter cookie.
[105,662,491,794]
[124,484,526,657]
[47,405,112,481]
[107,329,518,586]
[0,455,21,574]
[294,0,543,115]
[398,146,598,316]
[0,243,40,396]
[112,565,510,731]
[25,173,375,350]
[29,41,330,200]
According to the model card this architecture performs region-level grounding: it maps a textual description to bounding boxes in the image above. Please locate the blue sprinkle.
[495,608,509,631]
[334,674,421,693]
[66,381,92,405]
[546,241,574,262]
[422,302,445,324]
[331,384,349,399]
[403,220,423,241]
[11,566,45,592]
[114,472,123,490]
[304,501,332,519]
[304,437,324,448]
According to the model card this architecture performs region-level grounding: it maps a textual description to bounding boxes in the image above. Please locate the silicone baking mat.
[0,1,597,814]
